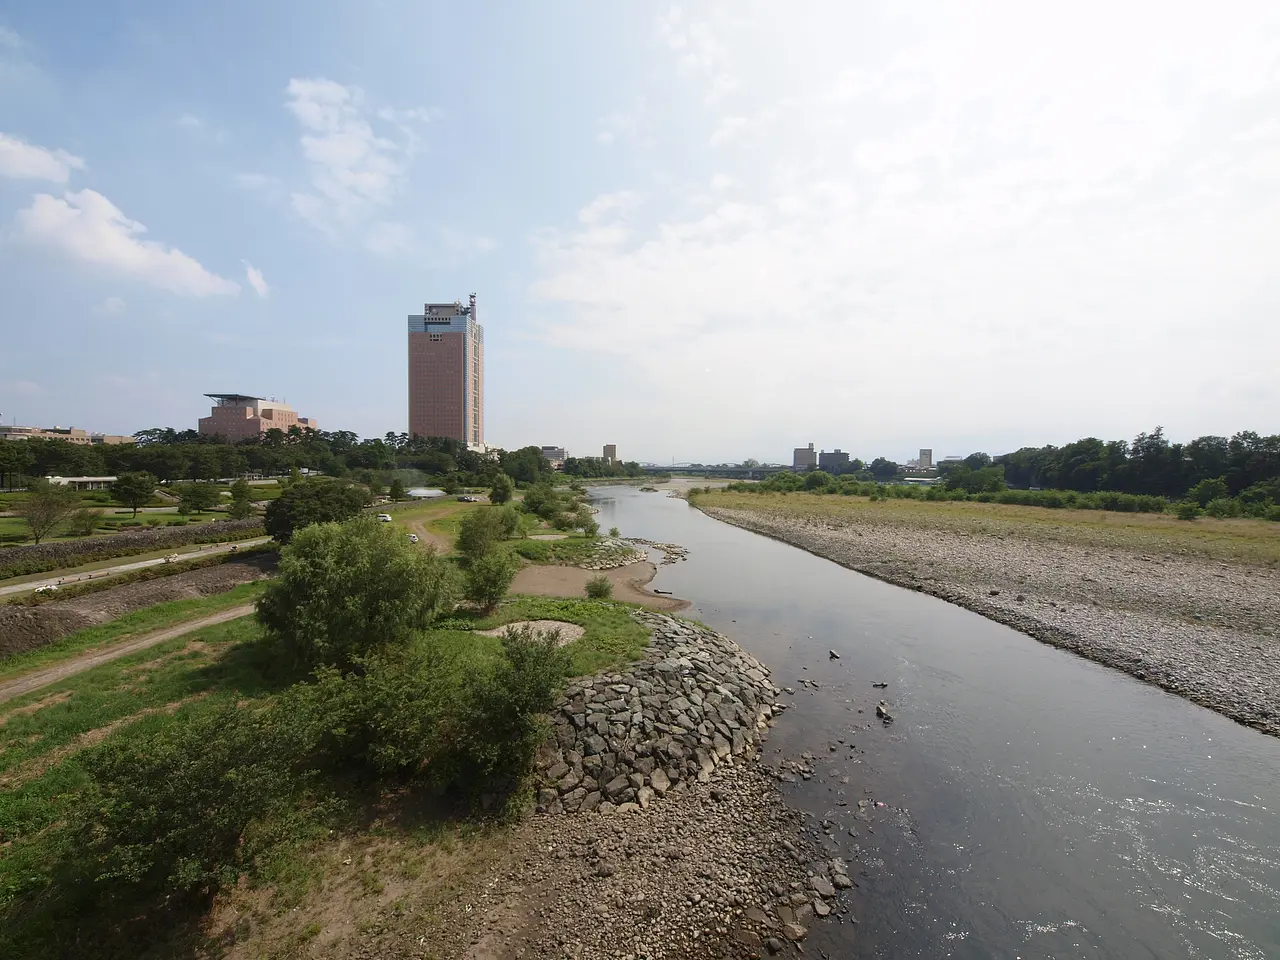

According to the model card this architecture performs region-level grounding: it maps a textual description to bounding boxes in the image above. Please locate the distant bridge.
[639,464,791,480]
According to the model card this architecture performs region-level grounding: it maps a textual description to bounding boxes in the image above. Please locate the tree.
[176,482,219,515]
[456,508,506,562]
[489,472,515,505]
[227,478,255,519]
[66,507,104,537]
[1186,476,1229,508]
[256,516,458,670]
[500,446,550,484]
[869,458,900,481]
[388,478,406,501]
[803,470,832,490]
[16,479,80,544]
[111,472,157,517]
[263,479,369,544]
[464,551,520,613]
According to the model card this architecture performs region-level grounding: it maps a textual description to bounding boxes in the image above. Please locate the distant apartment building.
[819,449,850,471]
[407,295,484,448]
[793,443,817,471]
[541,446,567,461]
[919,448,934,470]
[0,424,133,445]
[198,394,317,443]
[603,444,617,464]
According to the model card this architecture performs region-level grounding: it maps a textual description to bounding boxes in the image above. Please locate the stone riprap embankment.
[579,537,648,570]
[627,538,690,565]
[535,611,781,815]
[701,504,1280,737]
[420,612,853,959]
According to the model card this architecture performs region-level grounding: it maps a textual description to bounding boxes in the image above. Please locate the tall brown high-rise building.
[407,295,484,447]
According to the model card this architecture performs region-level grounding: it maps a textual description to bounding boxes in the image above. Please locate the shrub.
[581,519,600,537]
[585,575,612,600]
[263,479,370,544]
[146,517,164,527]
[68,703,311,901]
[1204,497,1242,519]
[464,551,521,613]
[1267,505,1280,522]
[551,513,577,531]
[439,626,569,795]
[457,508,506,561]
[491,505,519,540]
[1186,476,1230,508]
[256,516,458,670]
[1175,500,1202,520]
[609,526,620,537]
[489,472,515,505]
[65,507,104,538]
[168,518,189,526]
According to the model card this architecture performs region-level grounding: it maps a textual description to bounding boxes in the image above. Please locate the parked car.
[377,513,393,522]
[457,495,480,502]
[407,533,419,543]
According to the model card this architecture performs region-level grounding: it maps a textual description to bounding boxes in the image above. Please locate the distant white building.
[47,476,116,491]
[919,448,933,470]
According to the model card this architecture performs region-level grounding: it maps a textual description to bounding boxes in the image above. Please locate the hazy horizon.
[2,2,1278,465]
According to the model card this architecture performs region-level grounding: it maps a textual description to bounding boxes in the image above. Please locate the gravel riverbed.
[701,504,1280,737]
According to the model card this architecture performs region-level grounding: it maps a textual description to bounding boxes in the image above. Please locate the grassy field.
[698,490,1280,566]
[0,591,652,957]
[0,582,268,680]
[0,509,229,546]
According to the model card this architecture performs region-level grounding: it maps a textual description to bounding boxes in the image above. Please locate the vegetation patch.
[0,520,264,580]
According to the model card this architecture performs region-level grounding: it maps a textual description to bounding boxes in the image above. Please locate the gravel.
[702,505,1280,737]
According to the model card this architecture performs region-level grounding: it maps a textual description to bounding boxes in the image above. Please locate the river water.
[592,485,1280,960]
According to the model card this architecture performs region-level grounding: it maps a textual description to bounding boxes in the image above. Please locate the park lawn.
[699,490,1280,567]
[0,582,268,681]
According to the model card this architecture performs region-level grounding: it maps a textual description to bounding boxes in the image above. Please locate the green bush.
[456,507,506,561]
[464,551,520,613]
[1176,500,1202,520]
[489,472,515,505]
[1204,497,1242,519]
[65,507,103,538]
[608,526,620,537]
[496,505,521,540]
[146,517,164,527]
[168,518,189,526]
[585,575,612,600]
[257,516,458,670]
[68,703,312,901]
[1266,505,1280,522]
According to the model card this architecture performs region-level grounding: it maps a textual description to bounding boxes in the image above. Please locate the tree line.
[0,427,562,489]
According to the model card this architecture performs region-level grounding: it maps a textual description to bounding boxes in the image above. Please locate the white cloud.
[177,114,202,130]
[14,189,239,297]
[0,25,19,48]
[0,133,85,182]
[97,296,126,314]
[528,1,1280,460]
[242,260,269,298]
[284,78,433,254]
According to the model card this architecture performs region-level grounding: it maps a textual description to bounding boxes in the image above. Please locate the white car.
[407,533,419,543]
[377,513,393,522]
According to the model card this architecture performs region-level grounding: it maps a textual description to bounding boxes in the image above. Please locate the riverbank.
[696,492,1280,737]
[511,558,689,611]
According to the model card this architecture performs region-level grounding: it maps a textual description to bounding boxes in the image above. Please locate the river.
[592,485,1280,960]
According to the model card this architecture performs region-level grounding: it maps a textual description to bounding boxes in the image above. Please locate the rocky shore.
[420,612,855,959]
[701,504,1280,737]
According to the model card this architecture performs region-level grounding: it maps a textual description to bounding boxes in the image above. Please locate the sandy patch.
[509,560,689,611]
[528,534,569,541]
[475,620,586,644]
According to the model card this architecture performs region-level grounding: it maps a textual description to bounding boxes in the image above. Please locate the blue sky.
[2,2,1279,464]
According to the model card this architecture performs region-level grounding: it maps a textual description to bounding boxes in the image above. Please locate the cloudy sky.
[2,2,1278,464]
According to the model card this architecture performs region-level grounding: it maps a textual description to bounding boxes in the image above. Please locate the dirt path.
[510,559,689,611]
[401,504,470,552]
[0,537,272,598]
[0,604,254,704]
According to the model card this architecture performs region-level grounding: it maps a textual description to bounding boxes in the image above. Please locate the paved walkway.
[0,604,255,704]
[0,538,272,598]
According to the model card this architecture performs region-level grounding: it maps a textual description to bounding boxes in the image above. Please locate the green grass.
[510,534,597,565]
[438,595,652,676]
[0,615,277,844]
[0,582,268,680]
